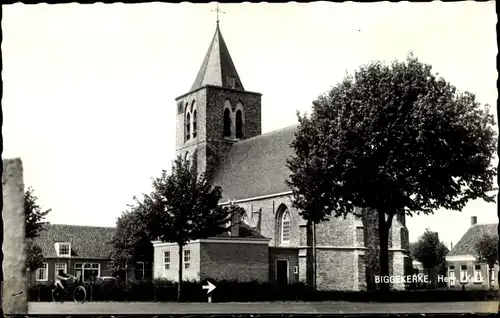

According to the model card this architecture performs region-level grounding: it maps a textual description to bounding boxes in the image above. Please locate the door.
[276,260,289,285]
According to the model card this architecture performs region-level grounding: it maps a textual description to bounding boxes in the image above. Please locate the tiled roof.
[33,224,116,259]
[212,125,298,202]
[447,223,498,256]
[190,23,244,92]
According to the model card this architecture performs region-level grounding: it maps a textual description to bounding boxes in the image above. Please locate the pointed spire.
[190,23,245,92]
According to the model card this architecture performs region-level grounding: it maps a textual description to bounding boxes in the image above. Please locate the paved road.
[28,301,498,314]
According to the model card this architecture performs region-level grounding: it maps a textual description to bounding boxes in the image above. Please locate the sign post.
[202,281,216,303]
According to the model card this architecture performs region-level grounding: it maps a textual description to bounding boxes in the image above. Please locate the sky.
[2,2,498,247]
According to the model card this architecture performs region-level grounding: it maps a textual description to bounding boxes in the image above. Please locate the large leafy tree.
[24,187,51,278]
[411,229,449,287]
[286,53,497,292]
[110,202,154,277]
[144,155,232,301]
[474,232,498,289]
[25,187,50,239]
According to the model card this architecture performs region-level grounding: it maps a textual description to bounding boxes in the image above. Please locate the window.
[281,210,291,244]
[448,266,455,287]
[223,108,231,137]
[227,76,236,87]
[185,112,191,141]
[36,263,48,282]
[491,268,495,286]
[192,110,197,138]
[164,251,170,270]
[460,265,468,283]
[294,266,298,274]
[54,263,67,280]
[185,152,190,163]
[235,110,243,139]
[184,249,191,269]
[474,264,482,283]
[75,263,100,282]
[135,262,145,280]
[55,242,71,257]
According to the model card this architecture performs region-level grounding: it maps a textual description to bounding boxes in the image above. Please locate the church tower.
[175,22,262,179]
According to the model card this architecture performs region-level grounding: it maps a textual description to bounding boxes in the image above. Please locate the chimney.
[450,242,453,249]
[471,216,477,226]
[230,213,240,237]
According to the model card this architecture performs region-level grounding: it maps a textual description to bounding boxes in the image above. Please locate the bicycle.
[52,276,87,303]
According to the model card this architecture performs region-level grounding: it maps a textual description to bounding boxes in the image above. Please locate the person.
[54,269,75,294]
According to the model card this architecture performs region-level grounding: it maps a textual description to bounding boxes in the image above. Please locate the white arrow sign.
[202,281,216,294]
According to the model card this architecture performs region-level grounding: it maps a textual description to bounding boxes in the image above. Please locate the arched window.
[281,209,291,244]
[185,112,191,141]
[235,110,243,139]
[185,152,190,163]
[223,108,231,137]
[192,110,197,138]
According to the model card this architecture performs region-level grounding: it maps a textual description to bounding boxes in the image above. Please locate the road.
[28,301,498,314]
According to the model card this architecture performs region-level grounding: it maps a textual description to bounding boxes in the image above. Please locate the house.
[153,21,410,291]
[153,222,271,282]
[445,216,499,290]
[31,224,154,284]
[30,224,116,285]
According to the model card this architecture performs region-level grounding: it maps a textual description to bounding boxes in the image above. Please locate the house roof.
[33,224,116,259]
[190,23,244,92]
[447,223,498,256]
[212,124,298,202]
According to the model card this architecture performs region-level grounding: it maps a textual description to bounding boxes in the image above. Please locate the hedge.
[28,279,499,303]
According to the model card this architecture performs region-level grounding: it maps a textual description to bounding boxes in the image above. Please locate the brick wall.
[200,240,269,282]
[234,195,302,247]
[358,254,367,291]
[175,86,262,179]
[269,247,299,284]
[29,258,113,285]
[316,249,357,291]
[153,242,201,282]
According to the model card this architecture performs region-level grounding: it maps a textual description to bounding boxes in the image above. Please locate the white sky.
[2,2,498,247]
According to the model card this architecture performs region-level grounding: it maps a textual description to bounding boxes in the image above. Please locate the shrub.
[28,280,499,302]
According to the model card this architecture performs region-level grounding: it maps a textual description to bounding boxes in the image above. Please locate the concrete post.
[2,158,28,314]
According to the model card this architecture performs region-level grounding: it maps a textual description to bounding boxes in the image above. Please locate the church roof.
[213,125,299,202]
[190,23,245,92]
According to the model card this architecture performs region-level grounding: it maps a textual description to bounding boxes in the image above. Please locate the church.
[152,21,411,291]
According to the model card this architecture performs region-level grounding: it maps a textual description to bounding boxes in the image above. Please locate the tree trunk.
[178,243,183,302]
[428,267,432,288]
[378,210,392,293]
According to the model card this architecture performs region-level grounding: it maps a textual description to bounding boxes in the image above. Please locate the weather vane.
[211,2,226,24]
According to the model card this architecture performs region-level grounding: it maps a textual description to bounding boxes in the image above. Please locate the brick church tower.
[175,22,262,180]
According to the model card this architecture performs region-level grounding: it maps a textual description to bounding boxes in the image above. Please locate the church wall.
[316,249,358,291]
[232,195,302,247]
[175,89,207,151]
[199,241,269,282]
[205,86,261,141]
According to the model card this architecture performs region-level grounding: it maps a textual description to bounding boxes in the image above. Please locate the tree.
[144,155,232,301]
[24,187,50,276]
[474,232,498,289]
[411,229,449,288]
[25,187,51,239]
[110,202,154,279]
[286,53,497,292]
